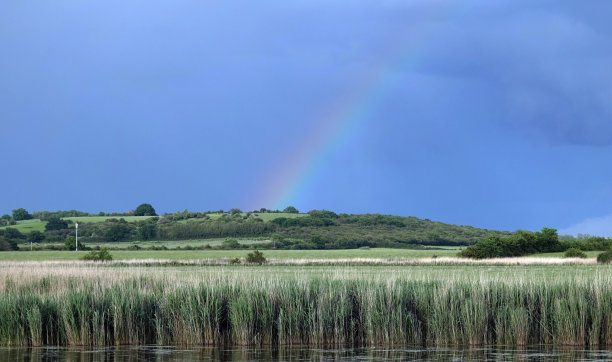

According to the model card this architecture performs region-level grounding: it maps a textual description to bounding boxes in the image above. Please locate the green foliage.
[282,206,299,214]
[2,227,25,240]
[222,238,241,249]
[2,210,512,249]
[81,248,113,261]
[308,209,338,218]
[246,250,266,264]
[459,228,561,259]
[11,208,31,221]
[458,236,504,259]
[27,231,45,244]
[137,222,157,240]
[560,237,612,251]
[105,222,132,242]
[44,216,68,231]
[33,210,92,221]
[64,236,78,250]
[134,203,157,216]
[564,248,587,258]
[230,208,242,215]
[596,250,612,264]
[0,236,18,251]
[229,257,241,264]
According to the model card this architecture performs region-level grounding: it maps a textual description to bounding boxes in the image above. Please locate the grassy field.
[0,247,463,261]
[0,219,46,233]
[0,261,610,347]
[64,216,154,223]
[0,216,155,233]
[0,213,304,233]
[205,212,306,221]
[18,237,271,250]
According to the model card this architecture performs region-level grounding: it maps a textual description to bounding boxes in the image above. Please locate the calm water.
[1,346,611,361]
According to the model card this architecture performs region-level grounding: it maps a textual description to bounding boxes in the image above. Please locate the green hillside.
[0,209,508,249]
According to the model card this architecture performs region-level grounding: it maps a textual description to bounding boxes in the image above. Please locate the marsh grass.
[0,262,610,347]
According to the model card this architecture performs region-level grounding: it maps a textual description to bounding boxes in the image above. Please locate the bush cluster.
[564,248,587,258]
[597,250,612,264]
[81,248,113,261]
[459,228,560,259]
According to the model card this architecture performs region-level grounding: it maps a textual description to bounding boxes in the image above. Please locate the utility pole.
[76,222,79,251]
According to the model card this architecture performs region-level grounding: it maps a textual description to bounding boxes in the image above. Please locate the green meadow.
[0,247,462,261]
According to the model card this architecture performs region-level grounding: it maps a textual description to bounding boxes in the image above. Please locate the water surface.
[1,345,611,361]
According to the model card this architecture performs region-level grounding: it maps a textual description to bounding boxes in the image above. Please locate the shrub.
[45,217,68,231]
[597,250,612,264]
[229,257,241,265]
[2,228,25,240]
[246,250,266,265]
[82,248,113,261]
[27,231,45,243]
[105,223,132,241]
[564,248,587,258]
[222,238,240,249]
[64,236,84,250]
[0,236,18,251]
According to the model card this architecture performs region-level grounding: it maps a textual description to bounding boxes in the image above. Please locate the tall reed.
[0,275,610,347]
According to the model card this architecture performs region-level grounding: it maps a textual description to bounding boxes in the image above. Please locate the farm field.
[0,247,463,261]
[18,237,271,250]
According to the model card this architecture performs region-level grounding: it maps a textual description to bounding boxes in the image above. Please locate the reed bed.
[0,262,610,347]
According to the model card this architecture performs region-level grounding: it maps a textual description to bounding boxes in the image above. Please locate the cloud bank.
[559,213,612,237]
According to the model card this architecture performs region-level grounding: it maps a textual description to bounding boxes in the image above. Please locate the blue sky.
[1,0,611,235]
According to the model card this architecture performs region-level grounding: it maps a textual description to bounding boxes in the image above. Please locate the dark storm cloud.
[400,0,612,145]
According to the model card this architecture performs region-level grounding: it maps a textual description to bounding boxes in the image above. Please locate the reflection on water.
[1,345,611,361]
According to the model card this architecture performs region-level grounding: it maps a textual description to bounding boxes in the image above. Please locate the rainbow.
[250,3,472,211]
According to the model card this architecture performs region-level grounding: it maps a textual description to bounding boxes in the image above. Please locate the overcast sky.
[1,0,611,235]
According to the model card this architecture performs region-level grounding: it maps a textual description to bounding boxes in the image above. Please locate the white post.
[76,222,79,252]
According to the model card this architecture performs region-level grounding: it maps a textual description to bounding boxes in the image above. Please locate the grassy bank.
[0,248,462,261]
[0,263,610,347]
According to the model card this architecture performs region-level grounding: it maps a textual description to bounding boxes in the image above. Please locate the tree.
[535,227,560,252]
[27,231,45,243]
[283,206,299,214]
[45,216,68,231]
[230,208,242,215]
[137,223,157,240]
[246,250,266,265]
[222,238,240,249]
[134,203,157,216]
[12,208,31,221]
[64,236,84,250]
[0,236,18,251]
[2,228,25,240]
[105,223,132,241]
